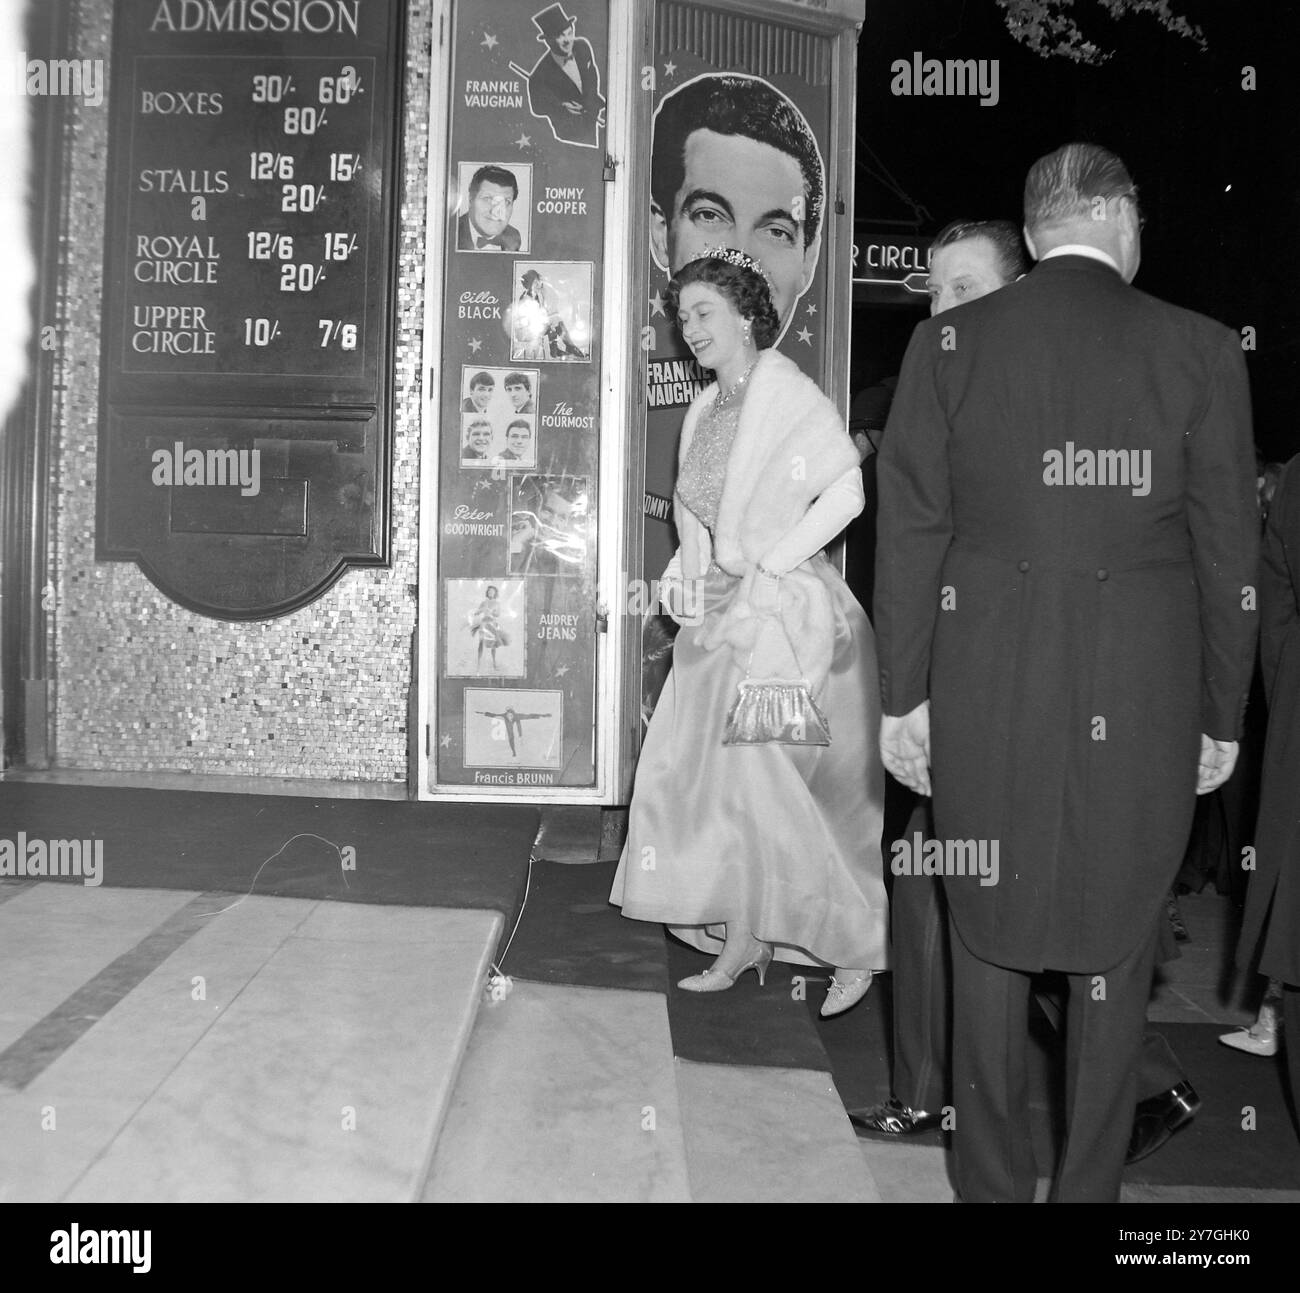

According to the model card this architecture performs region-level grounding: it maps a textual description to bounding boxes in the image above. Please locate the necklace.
[715,360,757,410]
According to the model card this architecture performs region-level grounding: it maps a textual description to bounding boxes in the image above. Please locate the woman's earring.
[743,321,753,346]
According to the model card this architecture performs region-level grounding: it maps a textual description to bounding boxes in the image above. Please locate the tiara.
[700,245,775,294]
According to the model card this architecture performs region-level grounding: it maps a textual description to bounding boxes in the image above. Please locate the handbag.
[722,622,831,747]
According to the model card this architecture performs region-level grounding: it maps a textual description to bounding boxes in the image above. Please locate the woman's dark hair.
[666,256,780,350]
[485,584,499,598]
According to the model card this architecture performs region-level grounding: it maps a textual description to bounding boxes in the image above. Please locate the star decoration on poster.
[440,734,452,748]
[649,290,666,317]
[806,304,818,315]
[555,664,570,678]
[663,61,677,78]
[468,337,482,353]
[796,326,814,345]
[514,133,531,150]
[481,32,498,49]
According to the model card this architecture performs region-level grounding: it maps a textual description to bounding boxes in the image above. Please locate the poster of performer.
[457,365,539,468]
[463,687,564,769]
[509,473,589,576]
[455,161,533,253]
[509,3,606,148]
[507,261,592,363]
[445,578,527,678]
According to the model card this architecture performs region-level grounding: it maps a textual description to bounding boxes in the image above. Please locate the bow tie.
[476,237,504,250]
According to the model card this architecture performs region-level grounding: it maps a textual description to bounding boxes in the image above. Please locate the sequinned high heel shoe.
[677,940,774,992]
[821,969,873,1017]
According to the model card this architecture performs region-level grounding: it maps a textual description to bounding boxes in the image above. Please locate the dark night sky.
[851,0,1300,461]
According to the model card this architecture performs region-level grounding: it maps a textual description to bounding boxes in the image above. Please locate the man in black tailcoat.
[875,143,1259,1201]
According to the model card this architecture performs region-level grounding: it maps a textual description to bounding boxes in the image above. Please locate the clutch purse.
[722,611,830,746]
[723,675,831,746]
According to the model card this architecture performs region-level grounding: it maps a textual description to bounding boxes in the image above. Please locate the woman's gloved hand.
[659,551,703,626]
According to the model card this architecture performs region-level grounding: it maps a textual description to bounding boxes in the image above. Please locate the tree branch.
[995,0,1207,64]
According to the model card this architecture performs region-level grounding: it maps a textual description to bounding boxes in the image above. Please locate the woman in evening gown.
[610,249,888,1015]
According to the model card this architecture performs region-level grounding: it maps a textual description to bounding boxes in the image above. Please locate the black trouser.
[888,802,950,1113]
[887,793,1183,1112]
[949,917,1161,1202]
[1033,987,1184,1098]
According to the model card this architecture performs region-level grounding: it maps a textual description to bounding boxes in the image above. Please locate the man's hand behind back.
[1197,734,1239,794]
[881,700,932,796]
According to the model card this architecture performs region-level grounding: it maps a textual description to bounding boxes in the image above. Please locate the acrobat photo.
[463,687,563,768]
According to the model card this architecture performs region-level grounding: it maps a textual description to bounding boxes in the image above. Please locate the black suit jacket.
[457,212,522,251]
[526,43,604,147]
[876,253,1259,971]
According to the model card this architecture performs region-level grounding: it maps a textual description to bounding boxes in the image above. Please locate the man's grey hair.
[1024,142,1137,236]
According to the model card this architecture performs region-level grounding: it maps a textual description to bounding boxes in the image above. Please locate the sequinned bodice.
[676,396,742,531]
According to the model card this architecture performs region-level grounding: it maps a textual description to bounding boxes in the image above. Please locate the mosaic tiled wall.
[52,0,433,781]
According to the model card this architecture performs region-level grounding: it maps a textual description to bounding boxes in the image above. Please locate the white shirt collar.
[1041,244,1120,272]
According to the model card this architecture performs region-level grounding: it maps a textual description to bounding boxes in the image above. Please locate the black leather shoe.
[1126,1081,1200,1164]
[848,1096,942,1136]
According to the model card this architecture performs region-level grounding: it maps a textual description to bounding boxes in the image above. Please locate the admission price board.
[97,0,404,619]
[122,55,376,381]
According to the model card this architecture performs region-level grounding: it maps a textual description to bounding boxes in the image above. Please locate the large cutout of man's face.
[650,73,824,332]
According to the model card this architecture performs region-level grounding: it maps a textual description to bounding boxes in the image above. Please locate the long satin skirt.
[610,557,889,970]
